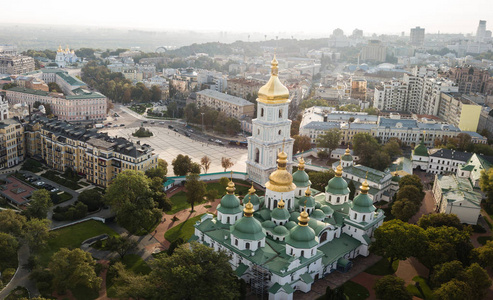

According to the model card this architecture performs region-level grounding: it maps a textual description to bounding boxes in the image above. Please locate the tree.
[205,189,219,203]
[374,275,412,300]
[172,154,194,176]
[471,240,493,268]
[293,135,312,153]
[463,263,492,300]
[185,174,206,212]
[145,159,168,179]
[0,232,19,268]
[104,170,162,233]
[190,162,201,174]
[26,189,52,219]
[383,139,403,158]
[0,210,26,236]
[391,199,419,222]
[78,189,103,212]
[307,170,335,191]
[219,177,230,187]
[369,150,391,171]
[106,236,138,259]
[49,248,102,294]
[111,262,153,299]
[456,133,472,151]
[348,180,356,200]
[396,185,424,206]
[23,218,51,253]
[398,175,423,191]
[431,260,465,288]
[417,213,462,230]
[200,156,211,174]
[316,128,341,151]
[370,220,427,267]
[479,168,493,210]
[433,279,473,300]
[221,157,234,172]
[352,133,381,167]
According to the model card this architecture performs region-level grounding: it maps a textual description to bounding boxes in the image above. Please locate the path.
[409,190,436,224]
[0,244,39,298]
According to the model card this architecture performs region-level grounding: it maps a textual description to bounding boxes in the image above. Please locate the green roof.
[231,216,266,240]
[286,225,318,249]
[326,176,350,195]
[235,263,248,276]
[311,209,326,220]
[273,225,289,236]
[351,193,376,213]
[56,71,86,87]
[243,193,260,205]
[272,207,290,220]
[300,272,314,284]
[343,165,389,184]
[298,195,316,208]
[292,169,311,187]
[320,205,334,215]
[460,165,474,171]
[342,154,353,161]
[337,257,351,268]
[7,86,50,96]
[413,140,429,157]
[318,233,361,266]
[217,194,242,215]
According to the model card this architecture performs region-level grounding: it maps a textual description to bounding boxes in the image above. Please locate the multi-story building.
[350,78,367,101]
[0,55,35,75]
[432,174,481,225]
[447,66,490,94]
[410,27,425,46]
[24,116,158,186]
[419,77,458,116]
[227,78,264,99]
[0,101,24,169]
[438,92,482,132]
[0,95,8,120]
[476,20,487,42]
[360,40,386,63]
[458,153,493,188]
[427,149,472,175]
[197,70,228,93]
[195,89,255,119]
[373,81,408,111]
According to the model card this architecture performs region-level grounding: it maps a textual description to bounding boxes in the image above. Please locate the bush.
[1,268,16,282]
[317,150,329,159]
[132,127,153,137]
[78,189,103,212]
[21,158,43,172]
[472,224,487,233]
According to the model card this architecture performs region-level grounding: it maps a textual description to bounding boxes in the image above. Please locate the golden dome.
[57,45,63,53]
[298,207,309,226]
[244,201,254,217]
[257,56,290,104]
[248,184,256,194]
[226,180,236,194]
[265,150,296,193]
[305,186,311,196]
[298,156,305,171]
[345,146,350,155]
[335,161,343,177]
[278,197,285,209]
[360,179,370,194]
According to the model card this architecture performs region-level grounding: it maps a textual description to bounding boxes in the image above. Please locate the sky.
[2,0,493,35]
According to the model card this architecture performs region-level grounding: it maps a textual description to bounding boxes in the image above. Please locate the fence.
[50,217,106,231]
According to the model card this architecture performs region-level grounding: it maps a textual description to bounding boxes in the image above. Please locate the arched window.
[362,215,366,222]
[246,242,250,249]
[337,197,340,203]
[255,148,260,163]
[261,108,264,117]
[273,200,278,208]
[320,231,328,242]
[329,195,332,201]
[279,109,283,118]
[301,250,304,257]
[235,239,238,246]
[258,241,261,248]
[227,216,230,223]
[354,213,357,219]
[278,130,282,135]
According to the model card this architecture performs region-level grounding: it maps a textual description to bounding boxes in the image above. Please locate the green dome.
[298,195,316,208]
[217,194,242,215]
[285,221,297,230]
[292,169,311,187]
[262,220,276,229]
[352,193,376,213]
[320,205,333,215]
[289,211,300,222]
[311,209,325,220]
[286,225,318,249]
[341,154,353,161]
[413,141,428,157]
[326,176,350,195]
[272,207,290,220]
[315,202,322,209]
[243,193,260,206]
[273,225,289,236]
[232,217,266,241]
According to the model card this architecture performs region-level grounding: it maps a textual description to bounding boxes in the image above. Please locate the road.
[0,244,39,298]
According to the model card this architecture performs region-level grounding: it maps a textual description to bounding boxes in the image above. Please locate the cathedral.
[193,58,385,300]
[55,45,79,68]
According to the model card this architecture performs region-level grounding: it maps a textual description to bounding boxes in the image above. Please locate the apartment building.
[360,40,386,63]
[0,55,35,75]
[24,116,158,187]
[196,89,255,119]
[227,78,264,99]
[447,66,490,94]
[439,93,482,132]
[0,118,25,169]
[373,81,408,111]
[410,27,425,46]
[427,149,472,175]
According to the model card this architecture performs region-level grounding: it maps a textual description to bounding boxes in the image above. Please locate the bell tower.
[246,56,294,186]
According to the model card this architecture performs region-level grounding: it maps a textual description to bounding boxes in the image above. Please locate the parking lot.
[101,126,248,176]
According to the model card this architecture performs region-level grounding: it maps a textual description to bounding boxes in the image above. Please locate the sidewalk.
[0,244,39,298]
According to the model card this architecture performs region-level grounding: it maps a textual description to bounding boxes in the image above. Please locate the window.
[301,250,304,257]
[227,216,230,223]
[235,239,238,246]
[354,213,357,219]
[246,242,250,249]
[258,241,261,248]
[362,215,366,222]
[279,109,283,118]
[261,108,264,117]
[337,197,340,203]
[278,130,281,135]
[255,148,260,163]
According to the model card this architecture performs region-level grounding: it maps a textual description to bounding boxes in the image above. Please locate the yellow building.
[0,118,25,169]
[439,93,482,132]
[25,116,159,187]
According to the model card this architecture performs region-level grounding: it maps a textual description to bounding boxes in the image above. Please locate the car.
[120,124,125,127]
[50,188,59,193]
[173,128,178,132]
[143,121,148,124]
[113,124,119,127]
[215,139,222,143]
[188,129,193,133]
[208,138,214,142]
[108,122,112,125]
[159,122,165,125]
[150,121,155,124]
[27,177,37,182]
[35,181,45,186]
[168,125,174,129]
[185,132,191,137]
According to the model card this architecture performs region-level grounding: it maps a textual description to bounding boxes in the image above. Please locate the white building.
[427,149,472,175]
[55,45,79,68]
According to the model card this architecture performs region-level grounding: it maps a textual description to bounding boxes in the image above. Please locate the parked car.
[159,122,165,125]
[208,138,214,142]
[143,121,148,124]
[150,121,155,124]
[120,124,125,127]
[185,132,191,137]
[113,124,119,127]
[50,187,59,193]
[173,128,178,132]
[168,125,174,129]
[35,181,45,186]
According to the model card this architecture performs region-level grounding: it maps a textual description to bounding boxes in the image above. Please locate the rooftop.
[197,89,253,107]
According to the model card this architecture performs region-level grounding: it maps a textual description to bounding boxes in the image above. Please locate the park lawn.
[477,235,493,245]
[39,220,119,266]
[167,191,193,215]
[106,254,151,298]
[164,214,205,243]
[364,257,399,276]
[341,281,370,300]
[407,276,434,300]
[57,191,73,203]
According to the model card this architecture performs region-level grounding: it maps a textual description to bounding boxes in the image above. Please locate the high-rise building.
[0,55,35,75]
[447,66,490,94]
[360,40,387,63]
[476,20,487,42]
[410,26,425,46]
[246,56,294,186]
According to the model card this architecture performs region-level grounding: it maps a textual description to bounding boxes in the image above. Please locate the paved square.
[102,127,248,176]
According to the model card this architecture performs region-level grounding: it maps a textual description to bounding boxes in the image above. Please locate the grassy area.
[341,281,370,300]
[407,276,434,300]
[365,258,399,276]
[134,216,161,236]
[167,191,193,215]
[164,214,205,243]
[39,220,119,266]
[42,170,83,190]
[477,236,493,245]
[79,181,90,187]
[57,191,73,203]
[5,286,29,300]
[106,254,151,298]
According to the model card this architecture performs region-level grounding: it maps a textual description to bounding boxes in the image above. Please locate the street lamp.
[201,113,205,132]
